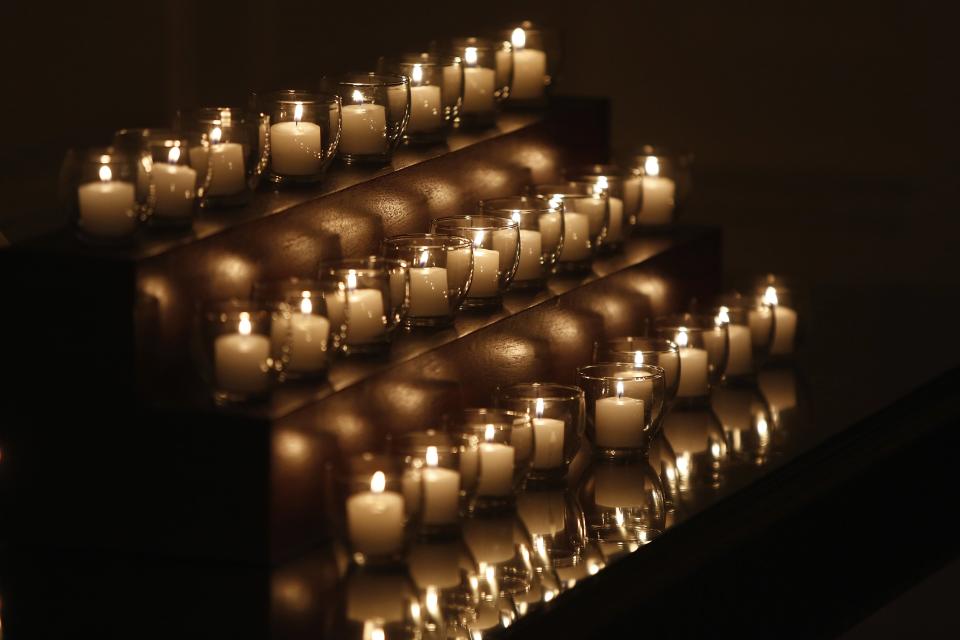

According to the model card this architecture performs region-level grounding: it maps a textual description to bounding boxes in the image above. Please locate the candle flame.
[293,101,303,124]
[418,249,430,267]
[346,270,358,290]
[676,452,691,477]
[364,622,385,640]
[756,415,769,437]
[535,397,545,419]
[238,311,252,336]
[464,46,478,65]
[614,507,625,527]
[548,195,563,210]
[167,145,181,163]
[616,380,625,399]
[352,89,364,105]
[594,175,609,195]
[511,27,526,49]
[426,445,439,467]
[98,164,113,182]
[716,305,730,325]
[644,156,660,177]
[484,424,495,442]
[634,351,644,367]
[425,586,440,614]
[763,285,779,306]
[675,327,689,347]
[511,210,521,224]
[473,230,485,248]
[411,63,423,84]
[370,470,386,493]
[299,291,312,314]
[210,126,222,144]
[710,442,722,458]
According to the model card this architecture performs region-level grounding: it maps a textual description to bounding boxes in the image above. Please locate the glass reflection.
[407,540,478,637]
[710,385,774,466]
[648,432,681,521]
[662,408,728,498]
[758,367,798,427]
[334,567,421,640]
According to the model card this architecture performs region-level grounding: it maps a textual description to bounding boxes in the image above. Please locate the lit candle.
[638,156,675,225]
[270,291,330,374]
[515,227,543,281]
[214,311,271,393]
[441,62,462,110]
[206,126,246,196]
[461,47,496,114]
[409,250,450,317]
[748,304,773,347]
[325,272,386,344]
[468,231,500,298]
[717,307,753,376]
[569,194,607,236]
[340,90,388,156]
[346,470,405,556]
[77,161,137,237]
[675,328,709,398]
[532,398,565,469]
[420,446,461,525]
[764,286,797,355]
[594,177,623,242]
[623,174,642,219]
[594,381,646,448]
[508,27,547,100]
[538,209,562,253]
[477,425,515,496]
[152,146,197,219]
[270,102,323,175]
[557,211,590,262]
[407,65,443,133]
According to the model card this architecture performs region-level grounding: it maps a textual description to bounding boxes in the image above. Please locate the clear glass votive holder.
[251,277,345,381]
[430,215,520,310]
[449,408,534,513]
[662,408,728,494]
[515,488,586,575]
[528,182,609,273]
[324,73,409,164]
[385,52,465,127]
[653,314,729,407]
[565,165,634,249]
[577,458,666,556]
[70,146,144,244]
[261,90,341,185]
[478,196,565,290]
[442,38,503,128]
[380,233,474,328]
[594,337,681,408]
[318,257,409,355]
[461,514,533,601]
[576,363,666,458]
[142,130,211,228]
[712,303,756,384]
[395,430,463,538]
[406,539,479,634]
[341,453,407,566]
[378,58,450,144]
[494,383,585,483]
[710,385,775,467]
[629,145,677,227]
[197,299,275,405]
[754,274,797,361]
[498,21,559,107]
[112,128,161,218]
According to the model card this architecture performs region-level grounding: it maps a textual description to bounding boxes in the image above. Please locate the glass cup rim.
[382,233,474,251]
[333,72,409,88]
[393,429,459,454]
[81,146,135,164]
[263,88,341,105]
[599,336,680,355]
[198,297,268,317]
[566,164,627,179]
[432,214,520,231]
[448,36,496,51]
[499,22,552,38]
[396,52,463,66]
[576,363,666,382]
[654,314,722,331]
[252,277,340,300]
[496,382,583,402]
[318,256,408,277]
[454,407,532,426]
[188,105,257,123]
[479,196,560,213]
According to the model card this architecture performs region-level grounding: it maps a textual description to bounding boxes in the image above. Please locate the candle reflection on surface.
[663,408,727,494]
[711,386,774,465]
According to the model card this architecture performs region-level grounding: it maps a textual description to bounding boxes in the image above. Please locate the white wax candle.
[510,48,547,99]
[346,472,405,556]
[657,352,681,392]
[270,120,323,175]
[207,143,246,196]
[516,490,566,535]
[538,211,562,253]
[570,197,607,236]
[442,64,462,109]
[532,417,564,469]
[407,85,443,133]
[270,311,330,374]
[623,176,642,218]
[409,267,449,317]
[770,306,797,355]
[595,386,645,449]
[152,163,197,219]
[326,288,386,344]
[462,67,496,113]
[422,465,461,524]
[515,229,543,281]
[701,327,727,376]
[340,104,387,156]
[386,84,408,124]
[725,324,753,376]
[477,442,514,496]
[468,248,500,298]
[510,419,533,462]
[214,320,270,393]
[446,247,472,293]
[491,228,518,275]
[77,180,137,237]
[638,176,676,225]
[748,306,773,346]
[606,196,625,242]
[558,212,590,262]
[677,347,709,397]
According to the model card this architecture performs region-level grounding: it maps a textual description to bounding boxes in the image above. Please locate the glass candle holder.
[577,363,667,459]
[712,303,756,384]
[406,539,480,635]
[629,146,677,226]
[395,430,463,538]
[430,215,520,310]
[384,52,465,127]
[318,257,409,355]
[515,488,586,578]
[380,233,474,328]
[449,408,534,513]
[251,277,345,381]
[653,314,729,407]
[324,73,409,164]
[341,453,407,566]
[577,458,666,557]
[336,566,421,640]
[565,164,634,249]
[498,21,559,106]
[754,275,797,360]
[179,106,267,207]
[478,196,565,290]
[594,336,681,412]
[442,38,502,128]
[142,130,211,227]
[262,90,341,185]
[494,383,585,483]
[378,58,450,144]
[112,128,163,221]
[528,182,609,273]
[70,146,143,244]
[711,385,775,466]
[662,408,728,495]
[461,514,533,607]
[197,299,275,405]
